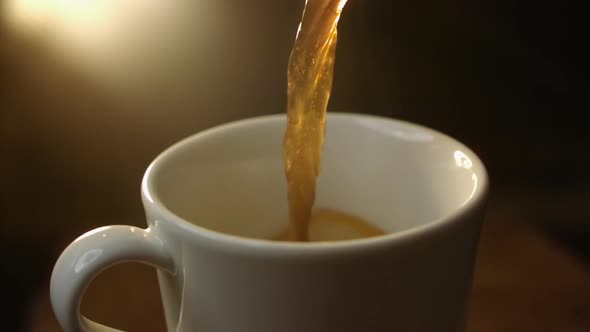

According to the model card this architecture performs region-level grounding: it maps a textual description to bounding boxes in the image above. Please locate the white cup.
[50,113,488,332]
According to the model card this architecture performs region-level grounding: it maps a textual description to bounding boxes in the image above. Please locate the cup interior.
[147,113,486,240]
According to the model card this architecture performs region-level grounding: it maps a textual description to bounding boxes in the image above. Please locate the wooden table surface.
[29,196,590,332]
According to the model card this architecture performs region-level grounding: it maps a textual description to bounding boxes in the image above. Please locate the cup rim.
[141,113,489,255]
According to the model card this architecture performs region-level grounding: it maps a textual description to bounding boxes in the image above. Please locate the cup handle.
[50,225,176,332]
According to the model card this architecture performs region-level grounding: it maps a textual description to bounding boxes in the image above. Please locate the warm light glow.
[454,150,473,169]
[4,0,206,102]
[5,0,47,26]
[6,0,111,32]
[4,0,132,60]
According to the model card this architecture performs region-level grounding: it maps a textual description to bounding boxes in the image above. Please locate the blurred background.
[1,0,588,331]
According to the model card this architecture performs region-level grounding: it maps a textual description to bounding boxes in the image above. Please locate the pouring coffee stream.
[283,0,384,241]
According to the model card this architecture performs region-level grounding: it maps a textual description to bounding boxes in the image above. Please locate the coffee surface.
[274,209,384,242]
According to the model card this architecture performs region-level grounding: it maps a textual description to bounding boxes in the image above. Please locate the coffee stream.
[283,0,384,241]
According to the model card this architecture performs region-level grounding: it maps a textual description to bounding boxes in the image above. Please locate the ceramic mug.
[50,113,488,332]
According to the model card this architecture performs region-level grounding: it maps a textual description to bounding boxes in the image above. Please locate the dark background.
[1,0,589,331]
